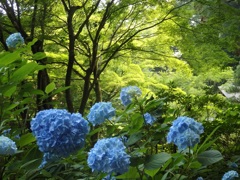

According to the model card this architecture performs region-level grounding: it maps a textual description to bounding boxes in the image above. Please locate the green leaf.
[3,85,17,97]
[17,133,36,147]
[11,62,39,82]
[45,82,56,94]
[20,159,40,169]
[197,126,220,154]
[129,113,144,134]
[0,51,20,66]
[144,152,172,170]
[32,52,46,60]
[197,150,223,166]
[51,86,70,94]
[145,168,160,178]
[116,167,140,179]
[189,160,202,169]
[6,102,20,111]
[126,132,143,146]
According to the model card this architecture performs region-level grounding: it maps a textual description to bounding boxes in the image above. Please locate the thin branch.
[74,0,101,39]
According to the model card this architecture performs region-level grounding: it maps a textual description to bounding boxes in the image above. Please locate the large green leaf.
[3,85,17,97]
[116,167,140,179]
[11,62,39,82]
[129,113,144,134]
[0,51,20,66]
[17,133,36,147]
[145,168,160,178]
[32,52,46,61]
[126,132,143,146]
[197,150,223,166]
[144,152,172,170]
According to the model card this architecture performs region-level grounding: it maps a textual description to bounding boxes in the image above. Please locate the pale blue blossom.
[222,170,239,180]
[0,135,17,155]
[120,86,142,106]
[87,137,130,174]
[6,32,24,48]
[87,102,115,126]
[167,116,204,150]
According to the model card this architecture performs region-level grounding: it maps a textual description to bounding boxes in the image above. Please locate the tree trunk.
[79,68,92,115]
[93,67,102,102]
[31,40,52,111]
[65,51,75,113]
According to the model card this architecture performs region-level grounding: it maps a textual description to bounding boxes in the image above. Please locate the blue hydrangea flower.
[102,174,116,180]
[87,137,130,174]
[30,109,89,161]
[87,102,115,126]
[196,177,204,180]
[120,86,142,106]
[167,116,204,150]
[144,113,156,125]
[6,32,24,48]
[222,170,239,180]
[0,135,17,155]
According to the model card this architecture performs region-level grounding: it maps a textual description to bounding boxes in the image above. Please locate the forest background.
[0,0,239,179]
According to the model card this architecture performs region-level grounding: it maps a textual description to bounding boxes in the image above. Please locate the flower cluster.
[0,135,17,155]
[120,86,142,106]
[30,109,89,166]
[144,113,156,125]
[167,116,204,150]
[6,32,24,49]
[87,102,115,126]
[222,170,239,180]
[87,137,130,174]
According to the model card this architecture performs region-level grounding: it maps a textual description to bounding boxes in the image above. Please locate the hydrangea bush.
[1,83,237,179]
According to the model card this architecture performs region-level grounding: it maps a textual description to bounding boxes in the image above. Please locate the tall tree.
[50,0,191,114]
